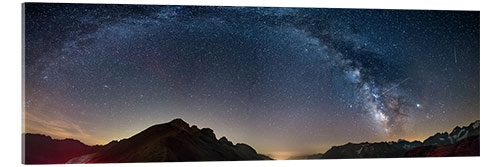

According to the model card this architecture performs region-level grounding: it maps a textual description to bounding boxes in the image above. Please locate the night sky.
[23,3,479,159]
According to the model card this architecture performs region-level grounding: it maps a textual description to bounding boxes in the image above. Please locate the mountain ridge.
[320,120,479,159]
[67,118,271,163]
[23,119,479,163]
[22,133,106,164]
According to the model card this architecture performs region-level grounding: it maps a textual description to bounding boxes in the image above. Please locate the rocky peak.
[219,136,234,145]
[169,118,190,129]
[200,128,216,139]
[66,118,271,163]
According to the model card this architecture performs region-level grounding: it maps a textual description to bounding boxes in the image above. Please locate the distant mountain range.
[23,119,479,164]
[22,133,105,164]
[405,135,479,157]
[319,120,479,159]
[282,120,479,160]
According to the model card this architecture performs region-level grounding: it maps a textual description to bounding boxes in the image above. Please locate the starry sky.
[23,3,479,159]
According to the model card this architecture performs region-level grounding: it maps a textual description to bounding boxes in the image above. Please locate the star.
[23,3,480,158]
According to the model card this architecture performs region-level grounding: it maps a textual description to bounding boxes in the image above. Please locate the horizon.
[23,3,479,160]
[23,118,480,159]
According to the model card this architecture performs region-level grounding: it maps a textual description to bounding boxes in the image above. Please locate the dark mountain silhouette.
[22,133,105,164]
[23,119,478,164]
[321,120,479,159]
[422,120,479,146]
[67,118,271,163]
[405,135,479,157]
[405,120,480,157]
[321,139,422,159]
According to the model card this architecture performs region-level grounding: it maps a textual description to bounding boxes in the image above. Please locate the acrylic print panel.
[22,3,479,164]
